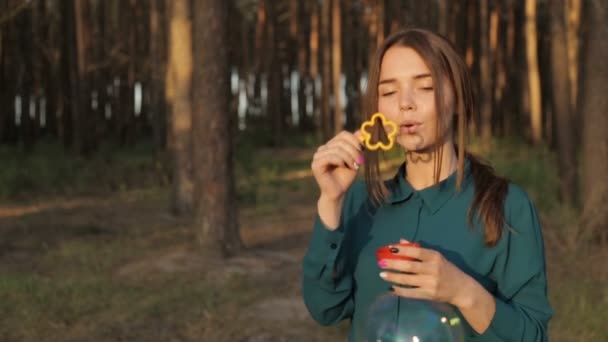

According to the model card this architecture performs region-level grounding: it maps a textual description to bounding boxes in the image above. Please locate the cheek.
[377,98,398,120]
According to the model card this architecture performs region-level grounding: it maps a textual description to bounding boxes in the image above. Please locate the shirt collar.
[388,158,472,214]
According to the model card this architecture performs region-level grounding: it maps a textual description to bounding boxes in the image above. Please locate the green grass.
[0,139,170,202]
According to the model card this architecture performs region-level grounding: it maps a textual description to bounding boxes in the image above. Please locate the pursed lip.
[399,120,422,134]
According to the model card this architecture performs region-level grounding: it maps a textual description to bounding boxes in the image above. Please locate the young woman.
[302,29,552,341]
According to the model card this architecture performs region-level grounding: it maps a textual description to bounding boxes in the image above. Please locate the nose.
[399,89,416,112]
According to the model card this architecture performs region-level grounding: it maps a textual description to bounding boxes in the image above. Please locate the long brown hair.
[363,29,508,247]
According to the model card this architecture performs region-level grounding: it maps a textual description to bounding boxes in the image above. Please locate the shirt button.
[330,243,337,249]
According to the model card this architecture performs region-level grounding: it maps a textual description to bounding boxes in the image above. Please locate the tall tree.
[265,0,282,146]
[320,0,332,140]
[479,0,492,145]
[192,0,242,256]
[549,0,577,206]
[332,0,343,135]
[579,0,608,243]
[309,0,320,131]
[166,0,194,215]
[566,0,581,113]
[149,0,167,151]
[65,0,93,155]
[525,0,543,144]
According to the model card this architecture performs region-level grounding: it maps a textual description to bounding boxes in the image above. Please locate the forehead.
[379,46,431,80]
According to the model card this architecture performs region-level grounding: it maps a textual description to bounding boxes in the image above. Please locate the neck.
[405,140,458,190]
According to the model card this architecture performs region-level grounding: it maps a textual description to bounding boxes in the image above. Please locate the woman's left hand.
[378,239,471,307]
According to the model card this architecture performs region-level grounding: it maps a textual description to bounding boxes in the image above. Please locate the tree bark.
[320,0,332,141]
[479,0,492,145]
[309,0,320,133]
[192,0,242,256]
[332,0,343,135]
[525,0,543,144]
[166,0,193,215]
[550,0,577,207]
[580,0,608,243]
[264,0,282,146]
[566,0,581,113]
[149,0,167,151]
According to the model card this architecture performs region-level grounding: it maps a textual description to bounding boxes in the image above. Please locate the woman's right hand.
[311,130,364,202]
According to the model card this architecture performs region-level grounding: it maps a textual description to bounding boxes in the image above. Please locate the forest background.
[0,0,606,341]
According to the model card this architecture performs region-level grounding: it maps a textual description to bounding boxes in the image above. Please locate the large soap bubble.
[365,293,465,342]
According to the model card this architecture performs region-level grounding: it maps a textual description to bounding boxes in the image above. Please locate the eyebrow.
[378,73,432,85]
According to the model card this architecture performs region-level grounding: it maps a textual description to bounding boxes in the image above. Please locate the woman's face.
[377,46,453,152]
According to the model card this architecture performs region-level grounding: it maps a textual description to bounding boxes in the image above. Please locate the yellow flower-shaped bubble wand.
[359,112,398,151]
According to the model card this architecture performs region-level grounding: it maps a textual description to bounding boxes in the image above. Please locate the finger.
[380,259,426,274]
[399,238,411,244]
[379,271,425,288]
[390,285,432,301]
[314,152,358,171]
[388,244,437,262]
[353,129,363,143]
[314,149,354,168]
[330,132,364,155]
[329,131,364,154]
[342,130,365,151]
[328,141,363,166]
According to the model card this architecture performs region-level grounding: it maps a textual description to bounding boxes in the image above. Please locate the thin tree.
[166,0,193,215]
[192,0,243,256]
[332,0,342,135]
[320,0,332,140]
[549,0,577,206]
[479,0,492,145]
[525,0,543,144]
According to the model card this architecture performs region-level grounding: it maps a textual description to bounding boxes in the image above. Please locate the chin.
[397,136,430,152]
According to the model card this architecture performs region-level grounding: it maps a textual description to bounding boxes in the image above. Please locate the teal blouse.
[301,160,553,341]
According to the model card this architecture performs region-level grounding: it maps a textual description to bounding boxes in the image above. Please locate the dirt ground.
[0,184,354,341]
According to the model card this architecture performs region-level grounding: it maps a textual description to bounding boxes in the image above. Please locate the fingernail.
[353,162,359,170]
[358,155,365,164]
[379,272,387,278]
[378,260,387,268]
[390,247,399,253]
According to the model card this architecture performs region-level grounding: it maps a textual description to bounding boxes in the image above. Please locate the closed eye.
[420,87,434,91]
[381,91,396,96]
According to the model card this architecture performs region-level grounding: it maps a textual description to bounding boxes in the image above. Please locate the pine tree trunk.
[479,0,492,145]
[264,0,282,146]
[192,0,242,256]
[309,0,320,134]
[149,0,167,151]
[525,0,543,144]
[297,1,310,131]
[166,0,193,215]
[70,0,92,155]
[320,0,332,141]
[566,0,581,113]
[332,0,343,135]
[550,0,577,206]
[580,0,608,243]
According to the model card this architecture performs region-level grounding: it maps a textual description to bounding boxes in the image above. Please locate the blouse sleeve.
[301,182,367,326]
[475,184,553,341]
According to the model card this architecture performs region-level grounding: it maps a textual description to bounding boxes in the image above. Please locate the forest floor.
[1,144,607,341]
